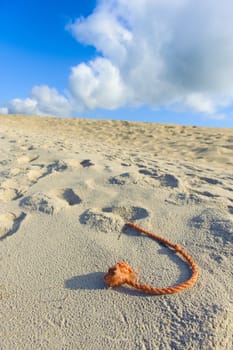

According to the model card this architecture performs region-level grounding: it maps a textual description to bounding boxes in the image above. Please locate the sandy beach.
[0,114,232,349]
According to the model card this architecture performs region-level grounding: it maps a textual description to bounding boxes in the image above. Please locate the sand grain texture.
[0,114,232,349]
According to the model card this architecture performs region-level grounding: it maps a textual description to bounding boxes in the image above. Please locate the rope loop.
[104,222,198,295]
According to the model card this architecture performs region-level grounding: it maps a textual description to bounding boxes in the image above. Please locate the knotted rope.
[104,222,198,295]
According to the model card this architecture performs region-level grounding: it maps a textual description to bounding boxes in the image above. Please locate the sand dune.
[0,114,232,349]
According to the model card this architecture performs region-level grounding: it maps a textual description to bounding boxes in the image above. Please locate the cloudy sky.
[1,0,233,127]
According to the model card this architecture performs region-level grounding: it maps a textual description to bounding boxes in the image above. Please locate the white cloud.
[2,0,233,118]
[31,86,72,116]
[67,10,132,66]
[9,98,38,115]
[0,107,9,114]
[182,94,215,114]
[67,0,233,114]
[7,86,73,117]
[69,58,128,109]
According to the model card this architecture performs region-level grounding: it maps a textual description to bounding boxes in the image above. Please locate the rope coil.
[104,222,198,295]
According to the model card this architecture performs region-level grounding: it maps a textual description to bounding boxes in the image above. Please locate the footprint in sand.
[80,205,149,233]
[26,167,46,182]
[80,159,94,168]
[0,187,23,202]
[25,160,70,184]
[20,188,82,215]
[0,160,9,166]
[0,178,24,202]
[137,167,181,189]
[20,193,62,215]
[17,154,39,164]
[121,162,132,167]
[79,208,124,233]
[46,160,68,173]
[23,160,68,184]
[165,192,202,206]
[20,145,35,151]
[10,167,24,176]
[159,173,180,188]
[102,205,149,221]
[193,190,220,199]
[199,176,222,185]
[138,168,158,178]
[190,209,233,245]
[108,172,139,185]
[108,173,130,185]
[0,212,26,240]
[50,188,82,206]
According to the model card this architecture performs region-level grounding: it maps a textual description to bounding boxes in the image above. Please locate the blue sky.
[1,0,233,127]
[0,0,96,99]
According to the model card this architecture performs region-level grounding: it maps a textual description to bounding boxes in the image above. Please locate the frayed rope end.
[104,262,138,287]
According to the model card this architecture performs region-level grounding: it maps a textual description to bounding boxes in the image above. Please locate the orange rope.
[104,222,198,295]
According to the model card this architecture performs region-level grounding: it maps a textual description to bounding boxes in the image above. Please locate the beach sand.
[0,114,232,349]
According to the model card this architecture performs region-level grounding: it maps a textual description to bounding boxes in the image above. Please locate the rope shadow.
[64,272,106,291]
[64,272,161,297]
